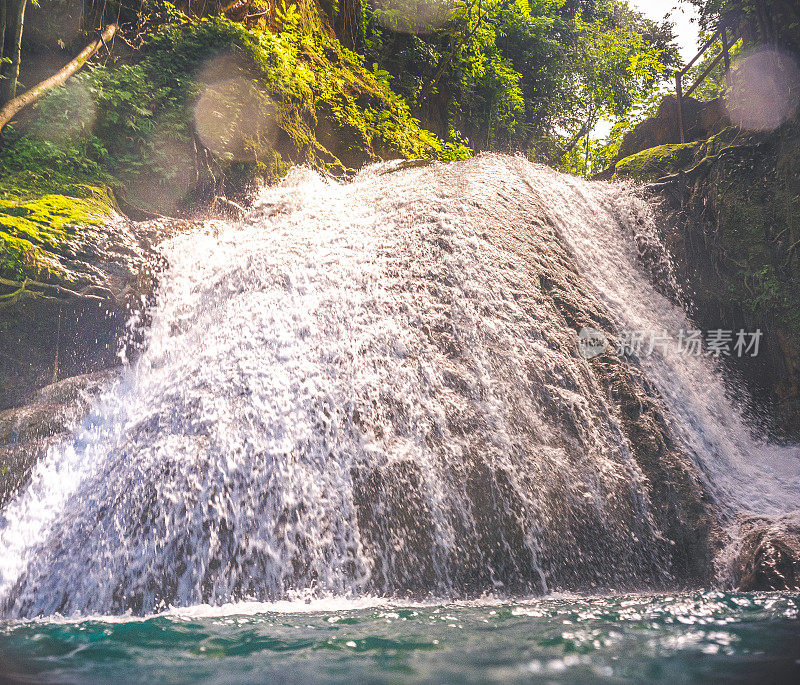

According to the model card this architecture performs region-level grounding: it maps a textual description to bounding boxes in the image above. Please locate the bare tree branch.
[0,23,117,134]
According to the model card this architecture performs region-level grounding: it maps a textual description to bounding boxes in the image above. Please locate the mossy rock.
[694,121,800,335]
[613,141,702,182]
[643,116,800,435]
[0,188,114,284]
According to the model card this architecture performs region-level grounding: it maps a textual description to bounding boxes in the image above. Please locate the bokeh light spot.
[193,57,277,163]
[122,126,198,216]
[32,78,96,144]
[724,47,800,132]
[373,0,454,35]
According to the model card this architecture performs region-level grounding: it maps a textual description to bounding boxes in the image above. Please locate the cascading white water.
[531,172,800,517]
[0,154,797,618]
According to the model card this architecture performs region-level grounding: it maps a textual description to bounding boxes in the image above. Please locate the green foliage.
[138,2,446,173]
[362,0,677,167]
[0,128,118,285]
[569,5,668,123]
[1,2,449,218]
[0,0,687,229]
[1,1,460,286]
[275,1,302,34]
[0,132,111,187]
[364,0,558,150]
[689,0,800,56]
[584,81,672,172]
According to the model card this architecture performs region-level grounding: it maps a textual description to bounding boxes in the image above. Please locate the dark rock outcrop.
[615,117,800,438]
[607,112,800,590]
[0,214,195,504]
[616,95,731,163]
[0,369,120,508]
[0,216,197,411]
[734,514,800,591]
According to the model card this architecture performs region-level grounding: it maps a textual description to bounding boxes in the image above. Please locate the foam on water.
[2,592,799,683]
[0,155,797,618]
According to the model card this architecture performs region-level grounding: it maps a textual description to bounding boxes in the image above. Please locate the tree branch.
[1,0,27,103]
[554,114,596,161]
[0,23,116,134]
[417,0,486,105]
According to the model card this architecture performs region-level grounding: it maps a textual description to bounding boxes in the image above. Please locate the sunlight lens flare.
[373,0,455,34]
[194,70,277,162]
[32,78,96,144]
[724,47,800,131]
[123,127,197,215]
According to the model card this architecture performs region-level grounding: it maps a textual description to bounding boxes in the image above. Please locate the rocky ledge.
[612,116,800,438]
[0,198,197,506]
[607,109,800,591]
[734,514,800,591]
[1,199,198,410]
[0,369,119,509]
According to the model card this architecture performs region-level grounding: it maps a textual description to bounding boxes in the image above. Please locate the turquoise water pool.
[1,592,799,683]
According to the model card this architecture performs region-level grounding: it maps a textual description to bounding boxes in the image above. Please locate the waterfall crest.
[1,155,797,617]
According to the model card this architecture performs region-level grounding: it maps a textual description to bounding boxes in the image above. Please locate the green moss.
[0,187,114,283]
[613,141,701,182]
[0,232,40,282]
[699,120,800,335]
[0,192,110,240]
[0,133,118,283]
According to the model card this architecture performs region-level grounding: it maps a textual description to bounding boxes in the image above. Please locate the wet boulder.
[1,196,193,410]
[0,369,119,508]
[734,514,800,591]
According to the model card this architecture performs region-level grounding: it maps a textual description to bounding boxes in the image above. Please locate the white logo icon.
[578,327,608,359]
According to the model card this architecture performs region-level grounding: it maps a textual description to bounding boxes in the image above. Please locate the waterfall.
[0,155,797,618]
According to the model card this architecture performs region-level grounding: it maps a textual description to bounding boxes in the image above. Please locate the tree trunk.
[334,0,361,51]
[318,0,334,22]
[554,114,596,162]
[1,0,7,65]
[2,0,26,103]
[0,23,116,134]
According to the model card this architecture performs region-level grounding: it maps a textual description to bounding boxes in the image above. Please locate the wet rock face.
[519,225,721,586]
[734,514,800,591]
[0,217,195,411]
[0,370,120,509]
[587,353,720,584]
[0,159,729,616]
[621,118,800,439]
[0,215,195,504]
